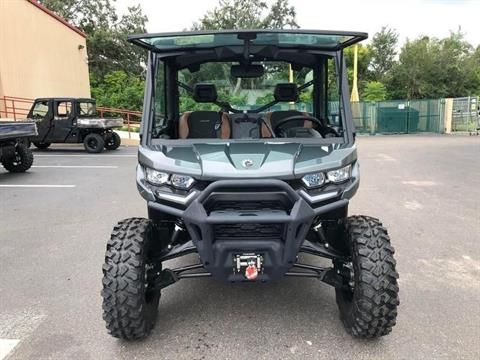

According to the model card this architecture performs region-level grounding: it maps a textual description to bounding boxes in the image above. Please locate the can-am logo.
[242,159,254,168]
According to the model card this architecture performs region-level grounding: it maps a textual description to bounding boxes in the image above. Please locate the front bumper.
[141,174,357,282]
[181,180,316,281]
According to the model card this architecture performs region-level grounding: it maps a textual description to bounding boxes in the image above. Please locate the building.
[0,0,90,117]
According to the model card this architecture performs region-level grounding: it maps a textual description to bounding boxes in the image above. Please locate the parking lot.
[0,135,479,360]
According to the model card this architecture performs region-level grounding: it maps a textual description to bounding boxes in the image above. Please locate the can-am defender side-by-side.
[0,121,37,172]
[26,98,123,153]
[101,30,399,339]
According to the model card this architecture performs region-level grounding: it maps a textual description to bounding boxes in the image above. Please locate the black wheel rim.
[88,138,98,149]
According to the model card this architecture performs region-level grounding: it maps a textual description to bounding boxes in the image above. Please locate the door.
[51,100,74,141]
[29,100,53,142]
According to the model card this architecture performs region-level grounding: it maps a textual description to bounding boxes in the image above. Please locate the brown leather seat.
[261,110,312,138]
[260,84,312,138]
[178,83,231,139]
[179,111,231,139]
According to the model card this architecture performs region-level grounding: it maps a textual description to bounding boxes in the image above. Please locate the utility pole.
[350,44,359,102]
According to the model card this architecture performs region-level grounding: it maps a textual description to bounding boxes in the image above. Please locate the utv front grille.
[214,223,284,241]
[210,200,286,213]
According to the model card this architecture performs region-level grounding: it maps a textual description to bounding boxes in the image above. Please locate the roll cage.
[128,29,368,145]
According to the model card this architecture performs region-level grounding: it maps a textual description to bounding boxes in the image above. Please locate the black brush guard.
[181,179,315,282]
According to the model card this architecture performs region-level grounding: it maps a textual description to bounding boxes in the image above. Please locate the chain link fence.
[451,97,479,133]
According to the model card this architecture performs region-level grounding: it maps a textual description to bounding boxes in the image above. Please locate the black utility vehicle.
[101,30,400,340]
[27,98,123,153]
[0,121,36,172]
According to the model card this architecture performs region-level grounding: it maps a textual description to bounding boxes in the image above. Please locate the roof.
[26,0,86,38]
[128,29,368,53]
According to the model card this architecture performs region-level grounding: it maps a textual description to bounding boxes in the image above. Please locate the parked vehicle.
[27,98,123,153]
[0,121,36,172]
[101,29,400,340]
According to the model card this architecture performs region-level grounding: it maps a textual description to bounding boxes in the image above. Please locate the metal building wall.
[0,0,90,115]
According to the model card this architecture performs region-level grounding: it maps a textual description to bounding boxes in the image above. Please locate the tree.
[363,81,387,101]
[385,31,480,99]
[91,70,144,110]
[193,0,298,30]
[369,26,399,82]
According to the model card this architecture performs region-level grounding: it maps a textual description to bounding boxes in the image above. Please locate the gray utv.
[0,121,36,172]
[101,29,399,340]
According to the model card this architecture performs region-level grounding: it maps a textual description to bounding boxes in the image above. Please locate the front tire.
[104,132,121,150]
[101,218,161,339]
[2,143,34,172]
[335,216,399,338]
[83,133,105,153]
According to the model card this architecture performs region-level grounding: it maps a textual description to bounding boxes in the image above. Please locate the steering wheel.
[272,114,338,138]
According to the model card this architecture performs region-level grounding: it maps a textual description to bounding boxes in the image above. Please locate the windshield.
[150,54,348,143]
[78,102,97,117]
[179,62,313,113]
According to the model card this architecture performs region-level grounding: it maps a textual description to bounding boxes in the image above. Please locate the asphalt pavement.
[0,135,479,360]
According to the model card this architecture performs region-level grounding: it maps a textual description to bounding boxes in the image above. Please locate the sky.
[116,0,480,47]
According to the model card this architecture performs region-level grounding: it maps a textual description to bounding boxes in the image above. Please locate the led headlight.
[145,168,169,185]
[327,164,352,184]
[301,172,326,188]
[170,174,195,189]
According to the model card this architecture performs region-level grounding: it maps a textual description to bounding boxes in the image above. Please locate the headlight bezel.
[145,168,169,186]
[301,164,352,189]
[144,167,196,190]
[326,164,352,184]
[301,172,326,189]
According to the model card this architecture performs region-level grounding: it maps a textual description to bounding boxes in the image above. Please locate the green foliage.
[363,81,387,101]
[255,93,274,105]
[368,26,399,82]
[91,71,144,110]
[385,31,480,99]
[193,0,298,30]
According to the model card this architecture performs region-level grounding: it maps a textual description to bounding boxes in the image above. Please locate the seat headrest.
[193,83,218,103]
[274,83,299,102]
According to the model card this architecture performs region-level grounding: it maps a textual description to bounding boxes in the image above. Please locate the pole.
[350,45,359,103]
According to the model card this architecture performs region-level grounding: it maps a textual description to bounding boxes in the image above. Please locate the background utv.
[101,29,399,340]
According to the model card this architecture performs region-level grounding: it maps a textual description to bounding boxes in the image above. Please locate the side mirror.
[231,64,264,78]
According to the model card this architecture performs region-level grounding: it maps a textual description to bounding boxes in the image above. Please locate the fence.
[1,95,478,136]
[332,99,445,134]
[451,96,479,133]
[0,96,142,137]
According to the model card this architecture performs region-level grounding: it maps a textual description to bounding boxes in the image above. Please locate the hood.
[139,142,357,180]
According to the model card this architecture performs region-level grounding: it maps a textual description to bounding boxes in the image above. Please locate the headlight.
[145,168,169,185]
[327,164,351,184]
[170,174,195,189]
[301,172,325,188]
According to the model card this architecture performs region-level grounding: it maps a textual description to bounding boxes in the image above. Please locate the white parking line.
[34,154,136,158]
[0,339,20,360]
[0,185,76,188]
[32,165,118,169]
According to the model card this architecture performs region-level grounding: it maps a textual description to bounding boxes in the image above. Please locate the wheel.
[19,138,31,148]
[83,133,105,153]
[101,218,161,339]
[33,142,51,150]
[335,215,399,338]
[2,143,34,173]
[104,132,121,150]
